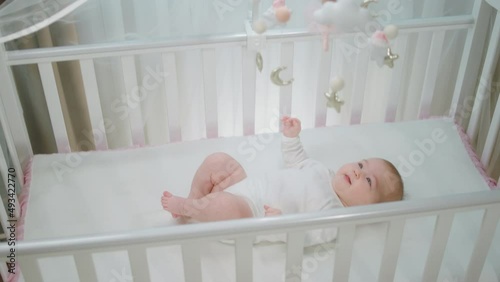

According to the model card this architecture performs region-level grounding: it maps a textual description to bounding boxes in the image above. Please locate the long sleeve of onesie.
[281,135,309,168]
[276,134,343,246]
[274,135,343,215]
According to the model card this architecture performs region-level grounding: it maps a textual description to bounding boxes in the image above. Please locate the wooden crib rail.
[1,189,499,282]
[466,7,500,169]
[1,15,477,151]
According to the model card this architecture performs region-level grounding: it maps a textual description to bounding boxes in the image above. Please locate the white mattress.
[22,119,499,282]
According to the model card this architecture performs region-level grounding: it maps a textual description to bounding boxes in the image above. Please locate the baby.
[161,116,404,222]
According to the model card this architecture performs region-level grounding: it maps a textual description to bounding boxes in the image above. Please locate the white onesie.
[225,135,344,245]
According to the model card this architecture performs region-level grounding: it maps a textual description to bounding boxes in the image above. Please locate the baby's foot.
[161,191,186,218]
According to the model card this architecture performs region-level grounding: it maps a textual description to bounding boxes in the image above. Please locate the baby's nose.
[355,168,365,178]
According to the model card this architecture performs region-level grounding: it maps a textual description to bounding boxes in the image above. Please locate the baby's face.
[333,158,394,206]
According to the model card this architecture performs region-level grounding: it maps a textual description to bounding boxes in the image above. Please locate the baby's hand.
[264,205,282,217]
[281,116,301,138]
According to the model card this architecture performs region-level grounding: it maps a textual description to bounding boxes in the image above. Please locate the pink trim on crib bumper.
[453,122,498,189]
[8,158,33,282]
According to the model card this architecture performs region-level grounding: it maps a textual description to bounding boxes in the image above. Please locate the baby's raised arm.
[282,116,301,138]
[281,116,309,168]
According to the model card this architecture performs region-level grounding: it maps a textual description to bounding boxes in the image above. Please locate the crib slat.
[403,1,446,121]
[202,49,219,138]
[121,56,146,146]
[285,231,306,282]
[182,242,202,282]
[385,36,409,122]
[468,11,500,139]
[80,59,108,150]
[422,212,454,282]
[19,256,43,282]
[279,42,294,117]
[74,252,98,281]
[481,91,500,168]
[378,219,405,282]
[38,62,70,153]
[418,31,446,119]
[0,44,33,167]
[403,31,432,121]
[0,45,30,192]
[128,246,151,281]
[333,225,355,281]
[242,48,257,135]
[162,52,182,142]
[349,50,369,124]
[477,12,500,166]
[0,104,25,195]
[315,44,333,127]
[450,0,492,126]
[235,236,254,282]
[464,206,500,281]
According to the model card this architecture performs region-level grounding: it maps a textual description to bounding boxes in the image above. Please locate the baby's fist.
[264,205,282,217]
[281,116,301,138]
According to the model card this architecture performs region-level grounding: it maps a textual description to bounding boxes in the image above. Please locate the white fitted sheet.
[21,119,499,282]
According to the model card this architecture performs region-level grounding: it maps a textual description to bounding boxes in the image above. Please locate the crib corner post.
[450,0,493,130]
[0,44,32,158]
[0,43,33,194]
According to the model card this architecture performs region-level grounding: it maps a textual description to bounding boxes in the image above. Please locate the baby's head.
[333,158,403,207]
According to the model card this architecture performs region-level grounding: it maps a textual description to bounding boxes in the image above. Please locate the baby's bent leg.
[164,191,253,222]
[188,152,247,199]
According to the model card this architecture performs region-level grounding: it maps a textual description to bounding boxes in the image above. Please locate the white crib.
[0,0,499,281]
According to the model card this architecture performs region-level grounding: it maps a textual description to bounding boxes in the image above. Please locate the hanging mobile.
[384,48,399,68]
[271,66,294,86]
[252,0,292,34]
[369,25,400,68]
[325,76,345,113]
[313,0,374,51]
[256,52,263,72]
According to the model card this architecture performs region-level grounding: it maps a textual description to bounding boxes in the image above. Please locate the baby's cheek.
[369,190,383,204]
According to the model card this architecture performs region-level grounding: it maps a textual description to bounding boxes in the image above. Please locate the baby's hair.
[381,159,404,202]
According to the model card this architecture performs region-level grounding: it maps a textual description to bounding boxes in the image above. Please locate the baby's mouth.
[344,174,351,185]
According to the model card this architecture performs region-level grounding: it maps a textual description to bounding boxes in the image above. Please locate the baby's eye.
[366,177,372,186]
[358,162,363,169]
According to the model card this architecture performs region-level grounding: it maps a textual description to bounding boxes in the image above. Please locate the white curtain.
[8,0,498,174]
[0,0,87,44]
[67,0,474,139]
